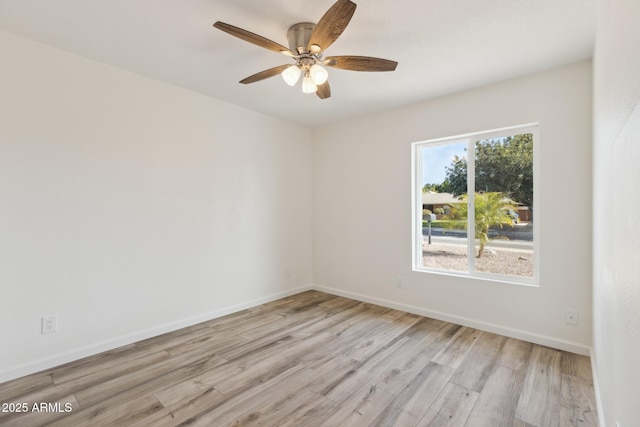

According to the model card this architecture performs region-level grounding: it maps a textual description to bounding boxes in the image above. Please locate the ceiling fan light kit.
[309,64,329,85]
[213,0,397,99]
[302,72,317,94]
[282,65,302,86]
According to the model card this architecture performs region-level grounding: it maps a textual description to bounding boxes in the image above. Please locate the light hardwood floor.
[0,291,598,426]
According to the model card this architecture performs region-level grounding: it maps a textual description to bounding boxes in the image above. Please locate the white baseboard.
[2,283,593,384]
[590,348,607,427]
[312,284,592,356]
[0,285,312,384]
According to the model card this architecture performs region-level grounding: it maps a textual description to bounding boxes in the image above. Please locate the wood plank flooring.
[0,291,598,426]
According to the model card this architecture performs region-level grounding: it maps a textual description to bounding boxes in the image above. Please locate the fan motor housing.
[287,22,316,54]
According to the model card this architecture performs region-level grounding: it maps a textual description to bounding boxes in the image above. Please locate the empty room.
[0,0,638,426]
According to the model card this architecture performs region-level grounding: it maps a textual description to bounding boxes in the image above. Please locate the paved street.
[422,226,534,251]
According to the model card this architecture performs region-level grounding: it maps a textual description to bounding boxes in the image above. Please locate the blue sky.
[421,142,467,185]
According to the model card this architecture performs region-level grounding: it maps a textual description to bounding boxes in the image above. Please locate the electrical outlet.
[564,310,578,325]
[42,315,57,334]
[396,276,403,289]
[284,268,291,279]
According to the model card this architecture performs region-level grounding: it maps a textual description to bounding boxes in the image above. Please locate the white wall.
[593,0,640,424]
[313,61,593,353]
[0,31,313,382]
[0,26,599,391]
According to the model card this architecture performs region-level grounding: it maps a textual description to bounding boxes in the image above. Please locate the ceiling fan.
[213,0,398,99]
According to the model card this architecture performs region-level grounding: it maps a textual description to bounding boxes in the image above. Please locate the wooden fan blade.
[239,64,292,84]
[308,0,357,54]
[324,55,398,72]
[316,81,331,99]
[214,22,296,57]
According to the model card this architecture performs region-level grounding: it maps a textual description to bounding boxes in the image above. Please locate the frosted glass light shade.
[309,64,328,85]
[282,65,301,86]
[302,75,317,94]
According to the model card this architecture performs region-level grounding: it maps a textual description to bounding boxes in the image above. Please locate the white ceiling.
[0,0,596,128]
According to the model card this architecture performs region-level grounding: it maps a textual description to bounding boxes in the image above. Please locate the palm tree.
[446,192,517,258]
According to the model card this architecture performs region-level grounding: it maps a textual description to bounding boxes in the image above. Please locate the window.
[412,124,538,285]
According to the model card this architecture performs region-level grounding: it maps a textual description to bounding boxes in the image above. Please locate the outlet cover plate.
[564,310,578,325]
[42,315,57,334]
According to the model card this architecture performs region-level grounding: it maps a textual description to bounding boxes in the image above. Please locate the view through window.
[413,125,537,284]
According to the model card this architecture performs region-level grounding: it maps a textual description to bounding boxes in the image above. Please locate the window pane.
[420,142,469,273]
[473,133,534,277]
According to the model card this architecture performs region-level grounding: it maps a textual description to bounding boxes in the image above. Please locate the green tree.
[446,192,518,258]
[436,155,467,195]
[422,183,438,192]
[441,134,533,208]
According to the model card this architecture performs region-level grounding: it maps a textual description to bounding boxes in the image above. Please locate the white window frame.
[411,123,540,286]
